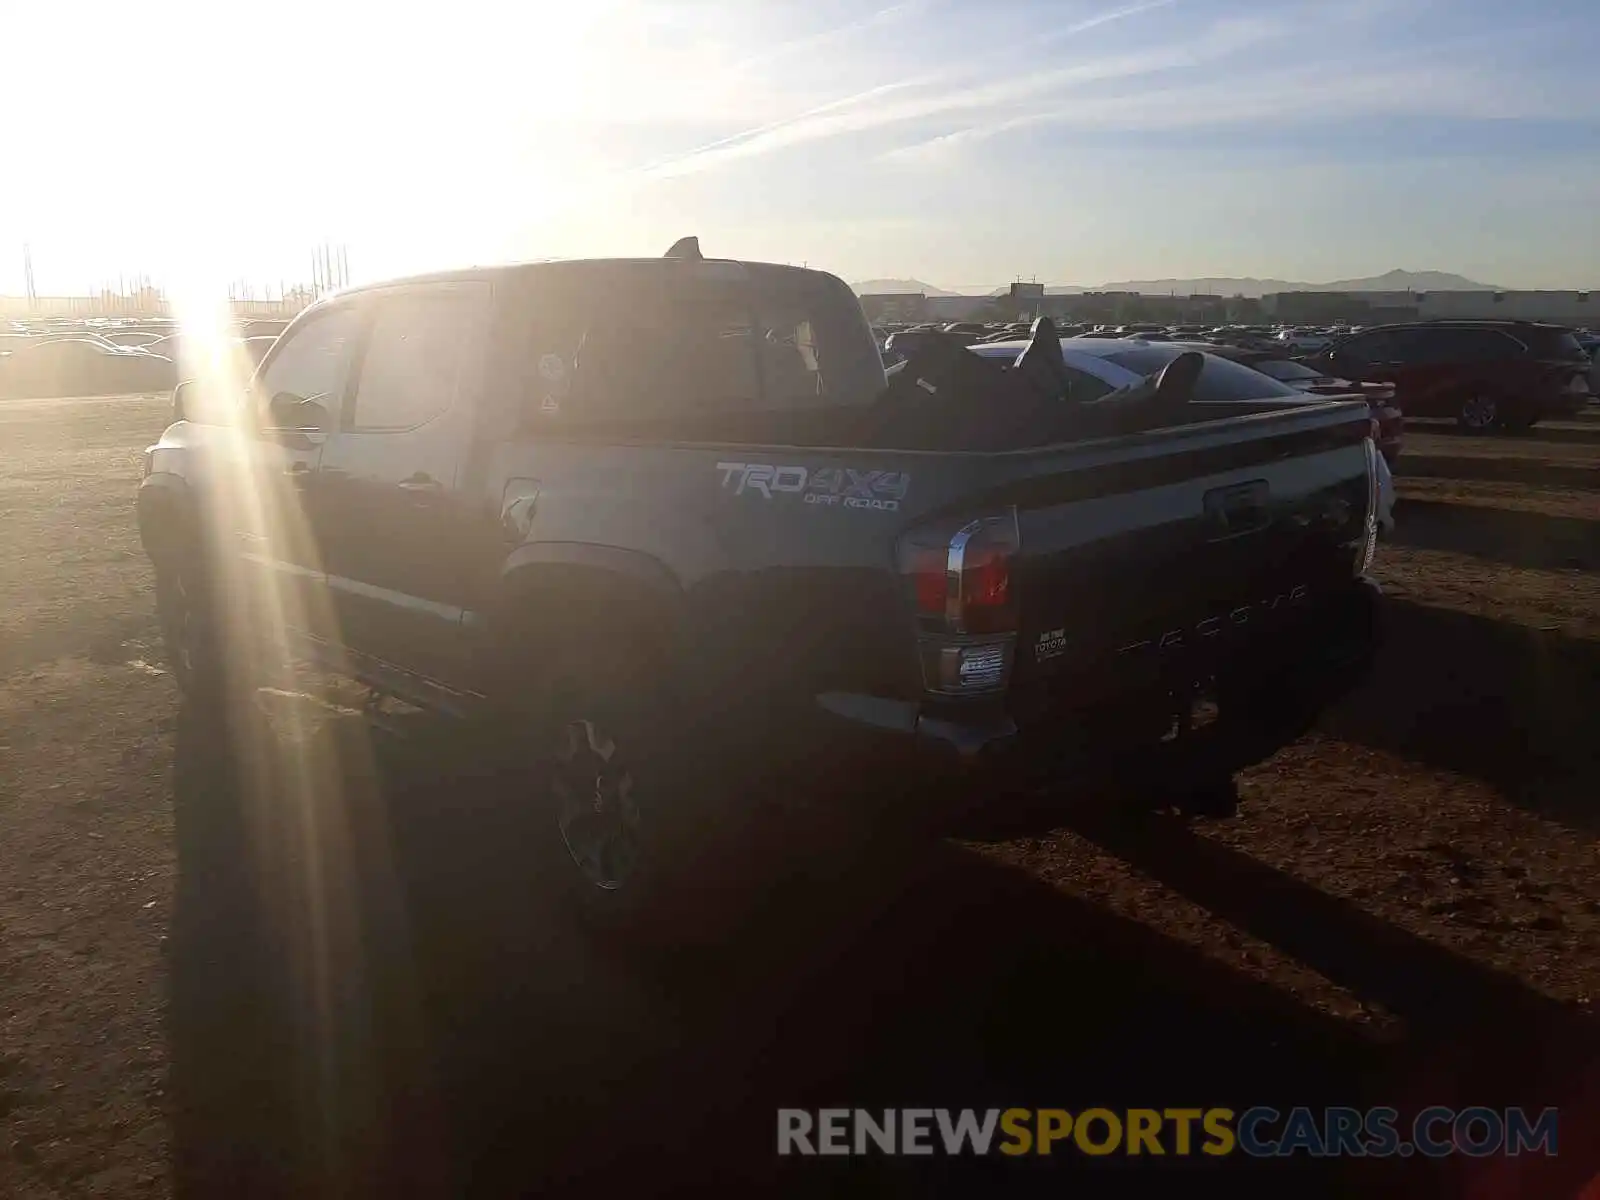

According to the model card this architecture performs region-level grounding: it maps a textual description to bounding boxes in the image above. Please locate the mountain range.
[852,269,1501,301]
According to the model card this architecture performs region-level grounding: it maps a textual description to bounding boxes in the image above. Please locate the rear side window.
[1517,327,1585,360]
[351,285,489,431]
[568,284,761,422]
[1102,349,1301,401]
[519,266,883,430]
[752,303,826,407]
[1412,328,1521,363]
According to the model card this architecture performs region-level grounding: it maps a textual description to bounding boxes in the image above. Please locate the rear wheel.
[1456,391,1499,433]
[528,635,734,944]
[550,710,646,898]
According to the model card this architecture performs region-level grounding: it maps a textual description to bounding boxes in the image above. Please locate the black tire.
[1174,774,1241,819]
[1455,390,1500,433]
[530,636,737,945]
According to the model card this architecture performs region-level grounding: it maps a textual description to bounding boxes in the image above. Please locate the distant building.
[1263,289,1598,327]
[858,293,929,323]
[924,295,994,322]
[1417,290,1595,324]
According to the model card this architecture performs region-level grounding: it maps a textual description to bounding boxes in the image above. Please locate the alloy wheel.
[551,717,642,891]
[1460,393,1498,430]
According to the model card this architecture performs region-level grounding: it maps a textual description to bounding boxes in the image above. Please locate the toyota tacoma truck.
[138,238,1380,932]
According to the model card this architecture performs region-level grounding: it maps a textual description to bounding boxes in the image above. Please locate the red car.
[1302,321,1590,433]
[1183,344,1404,465]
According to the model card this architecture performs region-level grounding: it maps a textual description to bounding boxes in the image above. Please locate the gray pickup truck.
[138,239,1380,933]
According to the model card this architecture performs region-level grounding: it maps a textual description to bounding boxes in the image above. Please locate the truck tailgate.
[977,402,1375,702]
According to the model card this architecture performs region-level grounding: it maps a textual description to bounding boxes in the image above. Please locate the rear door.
[314,281,494,688]
[1327,328,1428,408]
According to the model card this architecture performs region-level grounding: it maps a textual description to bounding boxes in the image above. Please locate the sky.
[3,0,1599,296]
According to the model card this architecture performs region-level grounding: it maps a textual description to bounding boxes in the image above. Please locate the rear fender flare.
[495,542,688,672]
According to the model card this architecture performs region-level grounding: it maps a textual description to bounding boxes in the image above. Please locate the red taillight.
[908,547,950,617]
[959,541,1013,633]
[900,512,1019,634]
[898,511,1021,696]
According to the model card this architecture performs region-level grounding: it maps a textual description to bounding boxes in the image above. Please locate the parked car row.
[966,335,1397,535]
[876,314,1592,438]
[0,334,175,398]
[0,317,286,398]
[1298,321,1592,433]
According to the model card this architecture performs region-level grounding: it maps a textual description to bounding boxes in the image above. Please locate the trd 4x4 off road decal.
[715,462,911,512]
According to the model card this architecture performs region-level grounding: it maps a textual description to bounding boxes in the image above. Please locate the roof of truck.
[330,255,835,299]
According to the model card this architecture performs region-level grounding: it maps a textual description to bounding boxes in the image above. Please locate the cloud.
[1040,0,1184,40]
[877,1,1594,165]
[637,0,1191,180]
[879,13,1294,163]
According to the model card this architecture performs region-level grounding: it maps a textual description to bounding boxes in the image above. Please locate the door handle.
[284,461,313,488]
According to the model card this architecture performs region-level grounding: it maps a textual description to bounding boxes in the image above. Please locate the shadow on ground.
[166,695,1599,1199]
[1404,419,1600,447]
[1390,500,1600,572]
[1398,454,1596,490]
[1324,599,1600,830]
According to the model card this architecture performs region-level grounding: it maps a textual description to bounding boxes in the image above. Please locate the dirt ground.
[0,396,1597,1198]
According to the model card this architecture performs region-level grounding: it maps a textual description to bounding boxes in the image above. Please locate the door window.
[255,306,361,423]
[350,287,487,431]
[1378,329,1437,364]
[1337,330,1405,364]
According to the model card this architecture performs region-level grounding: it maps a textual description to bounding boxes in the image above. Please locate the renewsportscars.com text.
[777,1106,1559,1159]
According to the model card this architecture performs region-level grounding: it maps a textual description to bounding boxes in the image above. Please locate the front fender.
[136,472,197,565]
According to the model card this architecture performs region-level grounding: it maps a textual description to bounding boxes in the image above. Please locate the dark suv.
[1305,321,1591,432]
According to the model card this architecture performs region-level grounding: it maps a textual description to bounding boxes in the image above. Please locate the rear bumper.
[815,576,1380,803]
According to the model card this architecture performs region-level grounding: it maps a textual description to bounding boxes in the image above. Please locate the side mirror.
[268,392,331,432]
